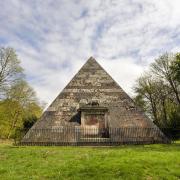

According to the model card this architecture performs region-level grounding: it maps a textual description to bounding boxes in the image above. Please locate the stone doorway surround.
[78,103,109,138]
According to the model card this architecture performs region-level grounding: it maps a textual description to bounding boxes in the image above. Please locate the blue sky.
[0,0,180,105]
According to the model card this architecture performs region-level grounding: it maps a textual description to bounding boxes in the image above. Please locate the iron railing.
[15,127,179,146]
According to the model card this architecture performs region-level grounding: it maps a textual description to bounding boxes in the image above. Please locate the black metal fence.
[14,127,179,146]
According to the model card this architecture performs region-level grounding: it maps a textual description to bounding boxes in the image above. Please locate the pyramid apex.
[87,56,96,61]
[83,56,101,68]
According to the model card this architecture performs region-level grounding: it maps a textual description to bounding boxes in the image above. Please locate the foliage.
[22,115,38,130]
[0,143,179,179]
[0,99,23,138]
[168,106,180,128]
[0,47,43,139]
[171,53,180,83]
[13,115,38,143]
[0,95,42,139]
[134,52,180,128]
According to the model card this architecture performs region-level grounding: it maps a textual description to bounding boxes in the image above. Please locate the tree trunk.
[162,99,168,127]
[168,78,180,105]
[149,94,158,123]
[7,111,20,139]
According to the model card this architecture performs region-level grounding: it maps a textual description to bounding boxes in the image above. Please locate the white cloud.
[0,0,180,107]
[99,57,145,96]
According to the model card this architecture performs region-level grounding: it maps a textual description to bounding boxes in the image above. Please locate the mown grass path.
[0,143,180,180]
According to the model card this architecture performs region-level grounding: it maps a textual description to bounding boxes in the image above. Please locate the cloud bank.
[0,0,180,106]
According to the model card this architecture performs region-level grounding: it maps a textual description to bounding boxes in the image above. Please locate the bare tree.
[134,74,159,122]
[0,47,23,97]
[151,53,180,105]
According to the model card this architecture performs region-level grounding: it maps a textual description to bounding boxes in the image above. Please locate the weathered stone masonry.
[22,57,167,144]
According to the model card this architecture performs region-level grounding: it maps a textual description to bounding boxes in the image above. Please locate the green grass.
[0,142,180,180]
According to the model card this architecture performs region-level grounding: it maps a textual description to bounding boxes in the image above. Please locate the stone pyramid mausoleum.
[22,57,167,145]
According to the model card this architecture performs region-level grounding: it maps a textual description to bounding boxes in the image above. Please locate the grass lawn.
[0,142,180,180]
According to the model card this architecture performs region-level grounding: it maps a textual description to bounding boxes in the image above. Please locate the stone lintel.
[78,106,108,112]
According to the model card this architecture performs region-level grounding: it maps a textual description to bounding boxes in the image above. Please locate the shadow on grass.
[1,141,180,153]
[105,141,180,152]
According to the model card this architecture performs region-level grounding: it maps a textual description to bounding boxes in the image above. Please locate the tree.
[0,47,23,98]
[134,52,180,129]
[4,80,43,138]
[171,53,180,83]
[134,74,159,122]
[0,47,43,139]
[22,115,38,130]
[151,53,180,105]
